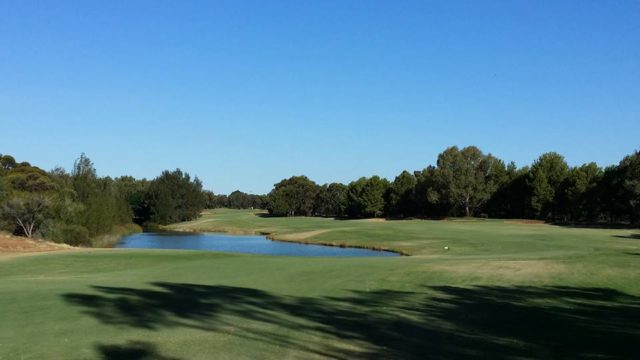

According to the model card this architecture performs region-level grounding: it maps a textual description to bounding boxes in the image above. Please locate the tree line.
[0,153,208,245]
[2,145,638,246]
[203,190,266,210]
[265,146,640,225]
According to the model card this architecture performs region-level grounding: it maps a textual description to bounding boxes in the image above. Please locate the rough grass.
[1,209,639,359]
[90,223,143,248]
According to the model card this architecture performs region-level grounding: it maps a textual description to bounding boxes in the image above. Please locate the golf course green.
[1,209,638,359]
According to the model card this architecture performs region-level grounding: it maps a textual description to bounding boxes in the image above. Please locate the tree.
[486,163,530,218]
[347,176,389,218]
[314,183,348,217]
[0,154,17,175]
[210,194,229,208]
[0,194,50,237]
[618,151,640,224]
[114,176,150,224]
[555,163,602,222]
[586,165,625,224]
[250,195,267,209]
[267,176,319,216]
[82,178,132,236]
[413,166,446,217]
[385,171,417,217]
[528,152,569,219]
[203,191,217,208]
[145,169,206,224]
[72,153,98,204]
[434,146,504,217]
[4,165,56,193]
[228,191,252,209]
[0,176,8,204]
[68,154,133,235]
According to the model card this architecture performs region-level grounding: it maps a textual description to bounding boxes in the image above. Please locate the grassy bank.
[1,209,638,359]
[89,223,143,248]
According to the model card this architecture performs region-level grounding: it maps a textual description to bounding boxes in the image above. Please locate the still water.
[117,232,399,257]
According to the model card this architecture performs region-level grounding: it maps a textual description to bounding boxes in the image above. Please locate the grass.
[170,209,637,260]
[1,209,639,359]
[89,223,143,248]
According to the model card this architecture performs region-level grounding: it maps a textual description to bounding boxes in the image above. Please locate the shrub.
[50,224,90,246]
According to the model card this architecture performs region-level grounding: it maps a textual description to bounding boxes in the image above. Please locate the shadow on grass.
[254,213,275,218]
[64,283,640,359]
[613,233,640,240]
[553,222,639,229]
[97,341,181,360]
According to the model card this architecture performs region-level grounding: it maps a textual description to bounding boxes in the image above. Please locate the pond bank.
[91,223,143,248]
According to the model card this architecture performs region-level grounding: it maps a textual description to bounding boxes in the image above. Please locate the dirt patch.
[0,234,74,254]
[363,218,387,223]
[168,227,257,235]
[277,230,332,240]
[506,220,546,225]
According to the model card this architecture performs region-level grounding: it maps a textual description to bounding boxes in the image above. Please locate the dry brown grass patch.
[506,220,546,225]
[0,234,74,254]
[277,229,333,240]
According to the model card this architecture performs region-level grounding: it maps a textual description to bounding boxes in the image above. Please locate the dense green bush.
[145,169,206,225]
[49,223,90,246]
[267,176,319,216]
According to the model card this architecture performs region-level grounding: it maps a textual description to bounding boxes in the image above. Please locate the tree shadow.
[64,283,278,331]
[552,222,638,229]
[254,213,276,218]
[97,341,181,360]
[613,233,640,240]
[64,283,640,359]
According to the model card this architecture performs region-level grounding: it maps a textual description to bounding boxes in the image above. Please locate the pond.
[116,232,400,257]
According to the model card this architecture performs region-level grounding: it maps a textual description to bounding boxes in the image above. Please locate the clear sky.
[1,1,639,194]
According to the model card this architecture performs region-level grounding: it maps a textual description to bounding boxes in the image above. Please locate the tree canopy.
[434,146,505,217]
[259,146,640,226]
[145,169,206,225]
[267,176,319,216]
[347,176,389,218]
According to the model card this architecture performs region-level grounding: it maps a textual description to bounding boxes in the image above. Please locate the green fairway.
[1,209,639,359]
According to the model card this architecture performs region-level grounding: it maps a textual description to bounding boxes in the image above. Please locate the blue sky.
[1,1,639,194]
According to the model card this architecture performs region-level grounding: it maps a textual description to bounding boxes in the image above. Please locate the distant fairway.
[170,209,638,260]
[1,209,639,359]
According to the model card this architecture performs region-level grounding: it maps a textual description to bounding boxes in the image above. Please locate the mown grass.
[169,209,637,260]
[1,209,639,359]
